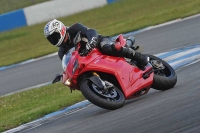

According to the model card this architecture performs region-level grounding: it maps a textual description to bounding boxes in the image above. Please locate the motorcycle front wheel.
[80,80,125,110]
[145,54,177,90]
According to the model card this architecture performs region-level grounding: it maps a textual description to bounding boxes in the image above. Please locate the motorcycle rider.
[44,19,148,66]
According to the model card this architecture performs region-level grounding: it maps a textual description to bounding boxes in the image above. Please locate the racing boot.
[121,47,148,66]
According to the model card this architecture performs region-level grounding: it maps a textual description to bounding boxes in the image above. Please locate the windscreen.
[62,48,75,70]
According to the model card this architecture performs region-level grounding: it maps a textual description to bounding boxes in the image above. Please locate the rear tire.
[80,80,125,110]
[145,54,177,90]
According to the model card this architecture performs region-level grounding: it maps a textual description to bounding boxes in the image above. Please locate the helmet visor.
[47,32,61,46]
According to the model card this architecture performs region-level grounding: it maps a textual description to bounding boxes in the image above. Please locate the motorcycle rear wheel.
[80,80,125,110]
[146,54,177,90]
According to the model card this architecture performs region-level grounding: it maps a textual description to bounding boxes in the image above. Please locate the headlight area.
[64,78,75,89]
[72,60,85,75]
[64,78,71,86]
[64,60,85,87]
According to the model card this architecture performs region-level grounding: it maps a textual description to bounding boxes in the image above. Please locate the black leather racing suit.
[58,23,116,60]
[58,23,148,66]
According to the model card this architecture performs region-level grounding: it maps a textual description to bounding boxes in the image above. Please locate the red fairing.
[78,50,153,99]
[62,35,154,99]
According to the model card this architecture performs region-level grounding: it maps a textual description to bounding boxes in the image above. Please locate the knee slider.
[111,42,122,52]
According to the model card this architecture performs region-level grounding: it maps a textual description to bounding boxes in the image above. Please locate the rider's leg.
[119,46,148,66]
[99,37,148,66]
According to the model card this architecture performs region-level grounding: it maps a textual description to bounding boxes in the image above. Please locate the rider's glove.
[80,37,97,56]
[86,37,97,51]
[80,49,89,56]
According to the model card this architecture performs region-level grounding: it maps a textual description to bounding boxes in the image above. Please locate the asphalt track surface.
[2,15,200,133]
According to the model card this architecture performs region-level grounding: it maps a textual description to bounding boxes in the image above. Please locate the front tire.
[146,54,177,90]
[80,80,125,110]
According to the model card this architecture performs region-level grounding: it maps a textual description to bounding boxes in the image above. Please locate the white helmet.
[44,19,67,47]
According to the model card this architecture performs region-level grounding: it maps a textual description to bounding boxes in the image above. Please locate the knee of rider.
[100,44,113,55]
[112,42,122,52]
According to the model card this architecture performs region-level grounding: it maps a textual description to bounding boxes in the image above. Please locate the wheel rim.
[90,83,120,101]
[151,60,165,69]
[150,59,172,77]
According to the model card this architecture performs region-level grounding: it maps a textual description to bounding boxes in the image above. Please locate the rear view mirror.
[52,74,62,84]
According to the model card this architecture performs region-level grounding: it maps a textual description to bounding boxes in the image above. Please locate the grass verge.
[0,83,85,132]
[1,0,200,132]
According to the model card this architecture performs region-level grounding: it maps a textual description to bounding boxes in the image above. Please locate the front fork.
[91,72,114,93]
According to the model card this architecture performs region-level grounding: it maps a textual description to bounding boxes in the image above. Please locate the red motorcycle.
[53,33,177,110]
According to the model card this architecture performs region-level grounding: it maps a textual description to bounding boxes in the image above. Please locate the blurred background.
[0,0,49,14]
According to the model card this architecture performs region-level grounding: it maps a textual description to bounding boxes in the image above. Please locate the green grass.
[1,0,200,67]
[0,0,49,14]
[1,0,200,132]
[0,83,85,132]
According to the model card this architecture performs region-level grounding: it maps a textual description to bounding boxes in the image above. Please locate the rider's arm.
[70,23,98,42]
[58,46,67,60]
[58,43,74,60]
